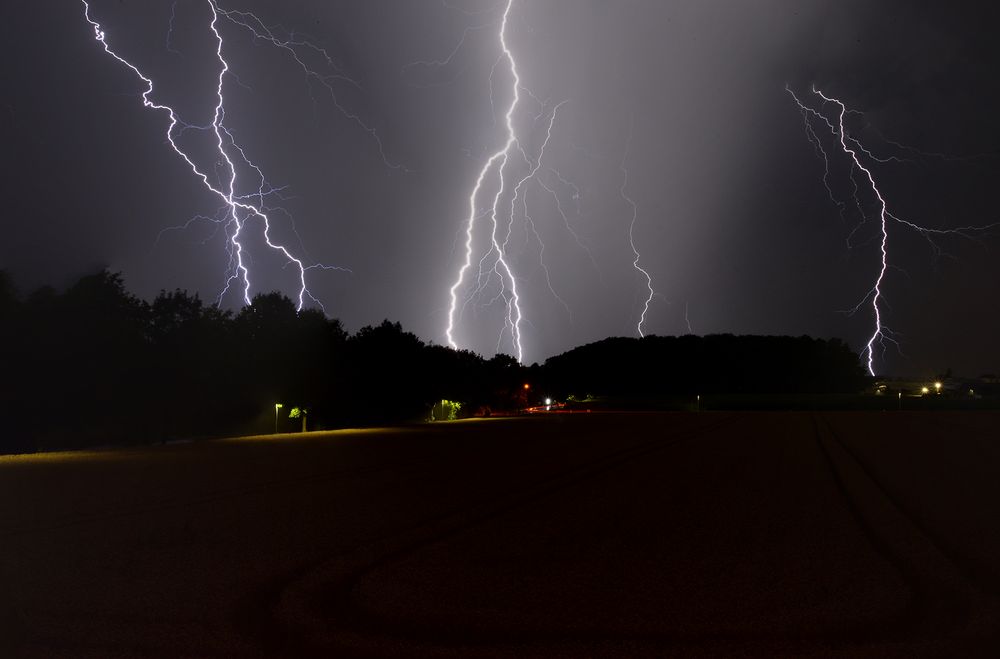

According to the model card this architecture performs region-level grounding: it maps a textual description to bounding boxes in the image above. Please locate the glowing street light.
[934,381,942,393]
[274,403,283,434]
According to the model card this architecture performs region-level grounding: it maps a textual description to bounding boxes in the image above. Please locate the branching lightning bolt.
[212,5,402,171]
[788,84,1000,375]
[441,0,611,361]
[445,0,526,360]
[509,101,573,322]
[82,0,351,311]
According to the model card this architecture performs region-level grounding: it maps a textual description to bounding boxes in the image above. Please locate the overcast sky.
[3,1,999,374]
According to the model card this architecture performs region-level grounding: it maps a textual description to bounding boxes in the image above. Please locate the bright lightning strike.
[82,0,350,312]
[441,0,602,362]
[788,84,1000,375]
[619,121,655,337]
[445,0,526,361]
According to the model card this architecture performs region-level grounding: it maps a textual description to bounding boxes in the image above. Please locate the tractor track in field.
[812,412,1000,650]
[236,413,741,655]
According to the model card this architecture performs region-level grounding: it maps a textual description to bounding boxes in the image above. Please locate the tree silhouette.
[1,270,878,455]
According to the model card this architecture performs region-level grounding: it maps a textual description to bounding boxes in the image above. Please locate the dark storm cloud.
[2,1,998,374]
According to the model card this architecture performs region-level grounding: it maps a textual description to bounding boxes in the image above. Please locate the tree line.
[0,270,869,454]
[0,270,526,453]
[542,334,870,402]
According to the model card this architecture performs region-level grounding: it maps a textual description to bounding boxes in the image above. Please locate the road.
[2,412,1000,657]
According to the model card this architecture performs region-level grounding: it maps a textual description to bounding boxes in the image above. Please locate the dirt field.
[2,412,1000,657]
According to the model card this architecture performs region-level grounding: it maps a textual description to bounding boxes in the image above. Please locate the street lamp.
[274,403,283,434]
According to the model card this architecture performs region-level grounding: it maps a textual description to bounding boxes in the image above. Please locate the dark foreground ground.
[3,412,1000,657]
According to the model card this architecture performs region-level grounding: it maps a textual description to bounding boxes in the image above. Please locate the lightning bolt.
[212,4,402,171]
[401,21,493,83]
[166,0,182,56]
[445,0,526,361]
[620,121,655,337]
[82,0,350,311]
[506,101,573,320]
[442,0,614,362]
[537,169,603,284]
[787,84,1000,375]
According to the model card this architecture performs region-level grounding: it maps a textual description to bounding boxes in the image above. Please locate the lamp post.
[274,403,283,434]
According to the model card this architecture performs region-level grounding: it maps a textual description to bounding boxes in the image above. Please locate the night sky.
[3,1,999,375]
